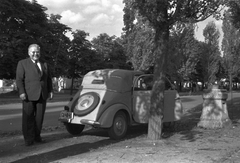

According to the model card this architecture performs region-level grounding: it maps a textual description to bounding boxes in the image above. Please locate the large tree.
[124,16,155,71]
[91,33,130,69]
[0,0,72,79]
[202,21,221,86]
[42,14,71,77]
[67,30,102,89]
[123,0,225,140]
[222,10,240,93]
[0,0,48,79]
[227,0,240,29]
[169,23,199,90]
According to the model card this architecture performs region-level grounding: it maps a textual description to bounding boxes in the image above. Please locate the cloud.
[74,0,100,5]
[60,10,85,24]
[36,0,125,39]
[112,4,122,13]
[101,0,111,8]
[37,0,70,9]
[83,5,104,15]
[91,13,112,25]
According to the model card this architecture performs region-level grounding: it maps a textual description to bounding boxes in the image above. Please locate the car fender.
[98,104,131,128]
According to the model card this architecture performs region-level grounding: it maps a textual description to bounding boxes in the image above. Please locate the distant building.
[52,77,82,92]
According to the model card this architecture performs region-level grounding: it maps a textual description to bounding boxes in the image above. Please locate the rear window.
[91,79,105,84]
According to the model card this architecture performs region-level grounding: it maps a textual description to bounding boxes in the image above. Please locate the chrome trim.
[80,119,100,127]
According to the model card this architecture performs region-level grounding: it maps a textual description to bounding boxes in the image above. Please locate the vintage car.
[59,69,183,140]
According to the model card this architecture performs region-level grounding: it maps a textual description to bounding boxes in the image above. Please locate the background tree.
[42,14,71,77]
[0,0,72,79]
[169,23,199,91]
[124,16,155,71]
[91,33,130,69]
[202,21,221,87]
[67,30,101,94]
[123,0,225,140]
[228,0,240,29]
[0,0,48,79]
[222,10,240,96]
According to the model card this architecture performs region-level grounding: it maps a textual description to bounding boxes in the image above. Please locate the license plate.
[59,111,74,122]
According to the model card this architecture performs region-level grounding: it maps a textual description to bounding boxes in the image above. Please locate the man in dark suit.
[16,44,53,146]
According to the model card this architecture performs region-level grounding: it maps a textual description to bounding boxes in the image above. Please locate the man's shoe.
[35,137,45,143]
[25,141,34,146]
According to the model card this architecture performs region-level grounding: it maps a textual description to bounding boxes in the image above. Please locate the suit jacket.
[16,58,53,101]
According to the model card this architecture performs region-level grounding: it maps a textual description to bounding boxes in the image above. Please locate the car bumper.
[59,110,101,127]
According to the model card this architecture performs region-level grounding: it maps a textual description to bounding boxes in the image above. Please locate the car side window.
[134,75,153,91]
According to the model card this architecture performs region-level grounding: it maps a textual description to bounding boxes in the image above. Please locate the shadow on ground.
[8,125,148,163]
[162,96,240,143]
[161,102,203,142]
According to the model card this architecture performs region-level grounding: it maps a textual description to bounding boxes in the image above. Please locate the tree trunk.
[202,81,205,91]
[70,77,74,95]
[147,13,169,139]
[179,81,182,92]
[197,85,231,129]
[148,63,165,139]
[229,74,233,105]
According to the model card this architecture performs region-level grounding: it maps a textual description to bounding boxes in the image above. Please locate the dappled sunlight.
[132,90,151,123]
[197,87,230,129]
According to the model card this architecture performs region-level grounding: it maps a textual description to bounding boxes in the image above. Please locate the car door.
[132,75,183,124]
[132,74,153,123]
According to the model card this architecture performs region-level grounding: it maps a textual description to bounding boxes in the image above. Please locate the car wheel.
[65,123,85,135]
[72,92,100,116]
[108,111,128,140]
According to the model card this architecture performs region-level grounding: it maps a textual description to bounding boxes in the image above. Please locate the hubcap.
[116,121,122,130]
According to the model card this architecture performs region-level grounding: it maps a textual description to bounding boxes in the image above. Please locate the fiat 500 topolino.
[59,69,183,140]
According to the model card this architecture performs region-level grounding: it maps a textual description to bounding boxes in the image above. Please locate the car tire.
[65,123,85,135]
[72,92,100,116]
[108,111,128,140]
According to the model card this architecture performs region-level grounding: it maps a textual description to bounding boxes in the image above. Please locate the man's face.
[28,46,40,61]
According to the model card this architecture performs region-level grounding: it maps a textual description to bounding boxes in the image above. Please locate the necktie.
[35,61,41,75]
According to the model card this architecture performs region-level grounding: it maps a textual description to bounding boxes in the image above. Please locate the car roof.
[85,69,144,79]
[82,69,144,92]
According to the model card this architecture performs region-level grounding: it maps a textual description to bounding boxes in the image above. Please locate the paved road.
[0,92,239,132]
[0,102,68,131]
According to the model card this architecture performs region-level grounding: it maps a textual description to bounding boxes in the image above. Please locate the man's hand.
[20,93,26,101]
[49,92,53,100]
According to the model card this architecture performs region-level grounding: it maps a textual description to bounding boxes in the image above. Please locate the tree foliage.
[68,30,93,78]
[91,33,130,69]
[169,23,199,83]
[43,14,71,77]
[124,16,155,72]
[202,21,221,86]
[0,0,71,79]
[0,0,48,79]
[227,0,240,29]
[222,9,240,92]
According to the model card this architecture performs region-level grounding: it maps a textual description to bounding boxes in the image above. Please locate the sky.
[36,0,124,40]
[35,0,223,43]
